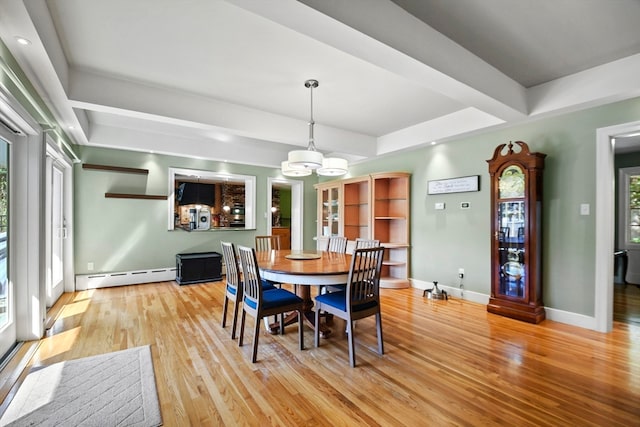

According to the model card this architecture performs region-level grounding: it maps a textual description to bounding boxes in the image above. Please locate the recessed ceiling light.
[67,125,75,130]
[430,141,437,145]
[14,36,31,46]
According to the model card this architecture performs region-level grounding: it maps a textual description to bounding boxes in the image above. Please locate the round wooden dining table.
[256,249,352,337]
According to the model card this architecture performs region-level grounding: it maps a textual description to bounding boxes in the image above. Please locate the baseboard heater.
[75,267,177,290]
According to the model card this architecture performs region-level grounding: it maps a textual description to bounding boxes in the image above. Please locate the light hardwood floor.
[614,282,640,325]
[1,281,639,426]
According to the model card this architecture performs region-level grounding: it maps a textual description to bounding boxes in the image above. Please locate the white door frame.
[45,141,74,297]
[595,120,640,332]
[267,177,304,250]
[45,155,65,306]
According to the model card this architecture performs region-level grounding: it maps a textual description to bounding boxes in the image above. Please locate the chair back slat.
[238,245,262,312]
[221,241,241,295]
[347,247,384,311]
[327,236,347,253]
[316,236,330,251]
[354,238,380,249]
[255,235,280,252]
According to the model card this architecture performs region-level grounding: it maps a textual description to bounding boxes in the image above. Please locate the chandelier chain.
[306,79,317,152]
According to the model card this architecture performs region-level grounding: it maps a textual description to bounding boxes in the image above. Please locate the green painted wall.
[74,146,318,274]
[324,96,640,317]
[6,33,640,318]
[278,187,292,227]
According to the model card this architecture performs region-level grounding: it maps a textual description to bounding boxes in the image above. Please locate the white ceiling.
[1,0,639,166]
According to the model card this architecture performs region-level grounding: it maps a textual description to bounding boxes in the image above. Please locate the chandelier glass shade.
[283,79,348,177]
[287,148,323,169]
[281,160,312,177]
[317,157,349,176]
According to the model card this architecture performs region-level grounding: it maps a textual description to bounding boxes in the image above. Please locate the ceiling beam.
[67,68,377,158]
[230,0,528,122]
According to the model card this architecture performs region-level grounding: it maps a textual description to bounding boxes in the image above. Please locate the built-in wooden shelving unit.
[315,171,410,288]
[371,172,410,289]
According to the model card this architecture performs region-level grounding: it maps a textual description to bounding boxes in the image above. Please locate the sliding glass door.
[0,135,14,357]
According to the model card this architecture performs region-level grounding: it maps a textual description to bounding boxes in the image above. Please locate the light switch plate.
[460,202,470,209]
[435,202,445,210]
[580,203,590,215]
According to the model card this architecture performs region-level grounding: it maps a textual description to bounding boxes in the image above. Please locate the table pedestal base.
[266,285,332,338]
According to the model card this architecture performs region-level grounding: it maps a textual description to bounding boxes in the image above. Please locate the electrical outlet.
[87,262,94,271]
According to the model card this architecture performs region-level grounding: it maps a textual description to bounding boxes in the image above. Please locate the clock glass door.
[497,165,526,298]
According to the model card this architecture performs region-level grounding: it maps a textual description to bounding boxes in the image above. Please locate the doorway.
[45,156,66,307]
[595,120,640,332]
[267,177,304,250]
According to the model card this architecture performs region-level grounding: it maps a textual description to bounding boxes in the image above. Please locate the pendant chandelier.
[282,79,348,177]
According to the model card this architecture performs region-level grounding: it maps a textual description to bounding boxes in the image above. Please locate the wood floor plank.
[0,281,639,426]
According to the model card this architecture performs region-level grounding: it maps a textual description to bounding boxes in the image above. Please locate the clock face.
[498,165,525,199]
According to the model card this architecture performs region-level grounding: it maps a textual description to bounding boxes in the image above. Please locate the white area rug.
[0,345,162,427]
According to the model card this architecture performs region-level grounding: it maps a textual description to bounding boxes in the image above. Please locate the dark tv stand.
[175,252,222,285]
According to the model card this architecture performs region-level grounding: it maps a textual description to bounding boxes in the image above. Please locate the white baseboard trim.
[410,279,489,305]
[544,307,598,330]
[76,267,176,290]
[409,278,600,331]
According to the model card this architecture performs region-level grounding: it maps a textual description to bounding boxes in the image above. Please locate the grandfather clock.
[487,141,546,323]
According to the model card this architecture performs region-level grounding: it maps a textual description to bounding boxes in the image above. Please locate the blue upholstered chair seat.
[315,290,378,313]
[227,280,275,296]
[244,288,303,311]
[261,280,277,291]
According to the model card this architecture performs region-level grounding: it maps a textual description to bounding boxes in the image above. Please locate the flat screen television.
[177,183,215,206]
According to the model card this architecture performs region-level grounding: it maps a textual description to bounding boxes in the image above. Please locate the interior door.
[46,160,65,307]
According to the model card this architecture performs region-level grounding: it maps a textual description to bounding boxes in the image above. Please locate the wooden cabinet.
[272,227,291,250]
[371,172,410,289]
[487,141,545,323]
[315,172,410,289]
[316,182,341,238]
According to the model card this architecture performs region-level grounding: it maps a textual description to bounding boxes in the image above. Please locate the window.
[619,166,640,246]
[167,167,255,230]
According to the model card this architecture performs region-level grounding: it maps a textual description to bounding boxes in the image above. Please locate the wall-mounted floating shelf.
[105,193,167,200]
[82,163,165,199]
[82,163,149,175]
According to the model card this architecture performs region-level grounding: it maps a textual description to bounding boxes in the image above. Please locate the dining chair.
[255,235,283,290]
[322,236,349,295]
[354,238,381,249]
[221,241,276,339]
[314,246,385,367]
[255,235,280,252]
[327,236,347,253]
[237,245,304,362]
[316,236,330,251]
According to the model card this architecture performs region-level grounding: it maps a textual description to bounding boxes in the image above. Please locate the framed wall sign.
[428,175,479,195]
